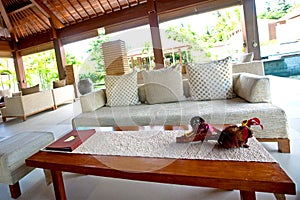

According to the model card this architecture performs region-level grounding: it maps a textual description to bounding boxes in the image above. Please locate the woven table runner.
[71,130,276,163]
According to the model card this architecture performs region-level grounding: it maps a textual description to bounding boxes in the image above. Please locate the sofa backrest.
[137,61,264,101]
[80,89,106,112]
[232,60,265,76]
[22,90,55,114]
[52,84,75,106]
[138,76,238,102]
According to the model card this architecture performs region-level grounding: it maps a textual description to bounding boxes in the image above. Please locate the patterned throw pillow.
[105,71,140,107]
[142,65,185,104]
[186,56,233,101]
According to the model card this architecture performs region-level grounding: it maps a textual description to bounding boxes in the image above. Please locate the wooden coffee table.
[25,126,296,200]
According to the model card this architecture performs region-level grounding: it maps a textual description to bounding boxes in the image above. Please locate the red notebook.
[46,129,96,152]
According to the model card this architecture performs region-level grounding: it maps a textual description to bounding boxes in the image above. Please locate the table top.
[25,125,296,195]
[26,150,296,195]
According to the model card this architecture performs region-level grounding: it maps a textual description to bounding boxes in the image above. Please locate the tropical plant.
[66,52,81,66]
[87,33,109,74]
[0,69,12,75]
[79,72,104,84]
[81,33,110,86]
[166,7,242,61]
[141,41,153,70]
[166,24,201,50]
[258,0,292,19]
[201,8,241,45]
[22,49,81,90]
[165,24,197,62]
[23,50,58,89]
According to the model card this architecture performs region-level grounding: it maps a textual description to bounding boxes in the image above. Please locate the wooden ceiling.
[0,0,241,56]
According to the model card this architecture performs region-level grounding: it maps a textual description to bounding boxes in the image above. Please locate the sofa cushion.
[105,71,140,107]
[186,56,234,101]
[21,84,40,95]
[234,73,271,103]
[142,65,185,104]
[53,79,66,88]
[72,98,288,139]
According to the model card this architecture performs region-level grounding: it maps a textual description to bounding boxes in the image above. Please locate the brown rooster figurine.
[217,118,263,148]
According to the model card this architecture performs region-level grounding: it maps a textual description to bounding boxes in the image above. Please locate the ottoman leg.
[9,182,21,199]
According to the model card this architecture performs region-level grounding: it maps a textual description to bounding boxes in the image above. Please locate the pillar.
[241,0,261,60]
[148,0,164,69]
[11,41,27,90]
[51,20,66,80]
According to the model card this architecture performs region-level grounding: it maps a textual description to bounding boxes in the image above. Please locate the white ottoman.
[0,131,54,198]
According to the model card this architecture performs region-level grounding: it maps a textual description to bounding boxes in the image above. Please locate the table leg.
[9,182,21,198]
[274,193,286,200]
[240,190,256,200]
[51,170,67,200]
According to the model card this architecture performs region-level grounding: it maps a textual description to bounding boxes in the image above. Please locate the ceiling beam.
[58,3,149,39]
[17,30,52,50]
[14,0,243,53]
[0,0,18,42]
[30,0,65,29]
[59,0,241,39]
[0,0,14,32]
[17,28,98,51]
[158,0,241,23]
[156,0,213,13]
[156,0,241,14]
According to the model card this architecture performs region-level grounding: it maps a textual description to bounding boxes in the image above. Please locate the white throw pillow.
[142,65,185,104]
[105,71,140,106]
[186,56,234,101]
[239,52,254,63]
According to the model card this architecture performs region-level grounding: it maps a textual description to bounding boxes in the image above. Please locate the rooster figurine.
[176,116,218,143]
[217,118,263,148]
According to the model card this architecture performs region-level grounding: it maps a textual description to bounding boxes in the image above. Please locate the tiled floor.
[0,76,299,200]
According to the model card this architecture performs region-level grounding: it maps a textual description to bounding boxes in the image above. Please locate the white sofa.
[72,61,290,153]
[1,90,55,121]
[52,84,75,109]
[1,85,75,121]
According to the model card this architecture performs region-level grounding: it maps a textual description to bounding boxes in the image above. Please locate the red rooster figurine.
[176,116,218,143]
[217,118,263,148]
